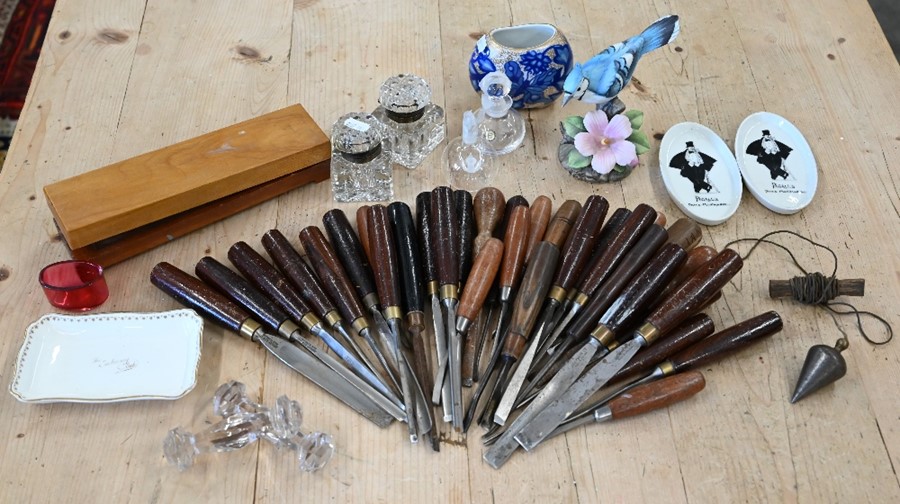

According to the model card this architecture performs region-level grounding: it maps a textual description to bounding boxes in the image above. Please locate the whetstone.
[44,104,331,266]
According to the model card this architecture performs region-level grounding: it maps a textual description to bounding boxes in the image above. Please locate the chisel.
[455,190,475,292]
[523,195,552,264]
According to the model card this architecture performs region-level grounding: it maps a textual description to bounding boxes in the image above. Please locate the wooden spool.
[768,278,865,298]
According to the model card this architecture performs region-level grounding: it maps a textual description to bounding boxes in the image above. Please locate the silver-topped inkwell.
[372,74,445,169]
[330,112,393,202]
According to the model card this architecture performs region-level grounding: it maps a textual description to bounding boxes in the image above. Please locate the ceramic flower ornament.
[573,111,637,174]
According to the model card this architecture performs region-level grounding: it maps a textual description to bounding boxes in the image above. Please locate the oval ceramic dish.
[735,112,817,214]
[9,309,203,403]
[659,122,742,225]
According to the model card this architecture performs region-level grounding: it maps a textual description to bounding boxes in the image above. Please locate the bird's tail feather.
[640,15,680,54]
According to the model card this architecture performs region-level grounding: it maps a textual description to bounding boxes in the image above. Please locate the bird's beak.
[561,93,572,106]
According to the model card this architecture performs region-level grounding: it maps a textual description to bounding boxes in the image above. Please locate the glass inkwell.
[475,71,525,155]
[444,110,495,190]
[330,112,393,202]
[372,74,445,169]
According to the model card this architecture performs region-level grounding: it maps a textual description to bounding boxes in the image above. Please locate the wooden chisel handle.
[641,249,744,343]
[228,241,315,326]
[665,218,702,251]
[298,226,368,329]
[578,203,657,298]
[655,246,718,304]
[322,209,379,304]
[524,195,552,264]
[612,314,714,381]
[431,186,459,291]
[552,195,609,297]
[262,230,336,321]
[416,192,438,294]
[473,187,505,257]
[356,206,373,263]
[499,206,528,291]
[367,205,402,312]
[543,200,581,249]
[389,202,425,315]
[151,262,250,334]
[597,243,687,335]
[484,196,529,305]
[667,311,782,372]
[458,238,504,322]
[582,207,631,276]
[607,371,706,420]
[195,256,288,332]
[455,190,475,289]
[502,241,559,359]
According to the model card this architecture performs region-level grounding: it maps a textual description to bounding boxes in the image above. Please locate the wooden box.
[44,104,331,266]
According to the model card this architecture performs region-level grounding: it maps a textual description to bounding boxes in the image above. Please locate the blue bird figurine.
[562,15,680,115]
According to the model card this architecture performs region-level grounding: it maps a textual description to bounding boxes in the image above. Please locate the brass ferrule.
[658,360,675,377]
[636,322,660,345]
[239,319,262,340]
[590,325,616,349]
[566,289,578,301]
[277,319,301,339]
[440,283,458,301]
[548,285,567,303]
[607,339,621,352]
[300,313,320,331]
[573,292,589,307]
[351,316,369,334]
[426,280,439,296]
[383,305,403,321]
[362,292,379,310]
[323,310,342,328]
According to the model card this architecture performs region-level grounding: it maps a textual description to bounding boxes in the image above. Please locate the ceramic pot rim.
[489,23,560,51]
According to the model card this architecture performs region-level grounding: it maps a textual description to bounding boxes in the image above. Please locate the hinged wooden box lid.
[44,104,330,266]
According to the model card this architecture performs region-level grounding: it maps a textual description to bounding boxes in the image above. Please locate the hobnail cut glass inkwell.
[372,74,445,169]
[330,113,393,202]
[475,71,526,155]
[444,110,495,190]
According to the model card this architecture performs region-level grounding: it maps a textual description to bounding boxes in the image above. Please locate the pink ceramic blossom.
[574,111,638,174]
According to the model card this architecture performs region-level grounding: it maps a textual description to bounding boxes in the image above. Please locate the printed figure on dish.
[669,141,718,193]
[745,129,793,180]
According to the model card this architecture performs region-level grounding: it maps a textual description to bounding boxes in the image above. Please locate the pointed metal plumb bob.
[790,338,849,403]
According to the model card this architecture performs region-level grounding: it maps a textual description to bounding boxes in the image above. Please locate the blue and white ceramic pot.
[469,24,573,109]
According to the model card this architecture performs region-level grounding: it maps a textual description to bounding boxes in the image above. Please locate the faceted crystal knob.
[296,432,335,472]
[163,412,267,471]
[379,74,432,114]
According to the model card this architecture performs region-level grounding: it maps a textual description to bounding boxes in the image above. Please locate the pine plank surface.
[0,0,898,502]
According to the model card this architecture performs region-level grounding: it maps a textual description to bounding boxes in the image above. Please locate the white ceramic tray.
[735,111,817,214]
[9,309,203,403]
[659,122,742,225]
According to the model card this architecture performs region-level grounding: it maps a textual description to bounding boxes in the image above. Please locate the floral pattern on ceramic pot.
[469,24,572,109]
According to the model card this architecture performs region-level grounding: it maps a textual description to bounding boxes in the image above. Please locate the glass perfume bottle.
[475,71,526,155]
[372,74,445,169]
[330,112,393,202]
[444,110,494,190]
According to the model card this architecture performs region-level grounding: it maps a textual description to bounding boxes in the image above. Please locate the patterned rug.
[0,0,56,170]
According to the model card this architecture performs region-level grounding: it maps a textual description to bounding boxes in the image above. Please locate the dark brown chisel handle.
[389,202,425,315]
[502,241,560,359]
[612,314,714,381]
[656,246,718,303]
[151,262,250,334]
[431,186,459,291]
[228,241,315,327]
[582,208,631,276]
[416,192,438,295]
[367,205,402,314]
[262,230,336,321]
[543,200,582,249]
[455,190,475,290]
[473,187,505,257]
[566,224,669,342]
[595,243,687,338]
[458,238,504,323]
[607,370,705,420]
[356,205,373,264]
[195,256,289,332]
[322,209,379,307]
[639,249,744,344]
[552,195,609,298]
[298,226,368,330]
[577,203,657,299]
[499,206,529,292]
[524,195,552,264]
[665,218,702,251]
[666,311,782,372]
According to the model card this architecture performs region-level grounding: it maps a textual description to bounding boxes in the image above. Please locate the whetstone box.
[44,104,330,266]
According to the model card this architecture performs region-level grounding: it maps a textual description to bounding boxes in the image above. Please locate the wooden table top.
[2,0,898,501]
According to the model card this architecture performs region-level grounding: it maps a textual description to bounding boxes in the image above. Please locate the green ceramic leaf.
[624,109,644,129]
[628,130,651,155]
[613,164,628,173]
[567,149,591,169]
[562,116,586,138]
